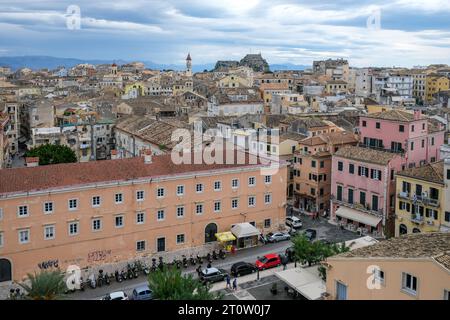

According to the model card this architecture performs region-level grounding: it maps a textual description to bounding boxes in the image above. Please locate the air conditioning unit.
[399,191,408,198]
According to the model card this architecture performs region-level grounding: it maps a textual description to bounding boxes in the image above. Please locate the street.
[67,212,359,300]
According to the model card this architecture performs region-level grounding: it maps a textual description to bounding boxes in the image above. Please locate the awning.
[230,223,261,238]
[215,232,236,242]
[335,206,382,227]
[275,266,325,300]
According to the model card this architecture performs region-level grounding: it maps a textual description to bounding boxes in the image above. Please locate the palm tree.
[19,270,67,300]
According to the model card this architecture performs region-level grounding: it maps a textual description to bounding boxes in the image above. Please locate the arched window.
[0,258,12,283]
[205,223,218,243]
[412,228,421,233]
[399,224,408,235]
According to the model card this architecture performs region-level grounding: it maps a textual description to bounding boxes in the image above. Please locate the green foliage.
[26,144,77,165]
[148,266,222,300]
[292,235,351,267]
[19,270,67,300]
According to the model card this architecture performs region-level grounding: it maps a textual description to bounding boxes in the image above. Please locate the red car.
[255,253,281,270]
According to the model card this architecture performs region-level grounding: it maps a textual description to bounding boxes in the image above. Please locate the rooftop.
[396,161,444,185]
[363,110,425,122]
[334,145,398,165]
[332,232,450,260]
[0,151,270,195]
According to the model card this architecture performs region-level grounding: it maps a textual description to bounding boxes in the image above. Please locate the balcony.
[398,192,409,199]
[331,195,384,218]
[410,215,424,225]
[422,197,439,208]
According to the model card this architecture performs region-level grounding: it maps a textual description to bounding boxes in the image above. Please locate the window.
[231,198,239,209]
[214,201,221,212]
[115,193,123,204]
[19,229,30,244]
[402,273,418,295]
[348,189,354,204]
[136,190,145,201]
[18,205,29,217]
[360,191,366,206]
[373,269,385,285]
[391,141,403,152]
[92,219,102,231]
[375,122,380,129]
[92,196,101,207]
[320,161,325,168]
[44,202,53,214]
[157,209,165,221]
[248,177,255,186]
[370,169,382,180]
[177,185,184,196]
[214,181,221,191]
[68,199,78,210]
[411,125,415,132]
[399,125,404,132]
[176,206,185,218]
[362,120,367,127]
[136,212,145,224]
[157,187,165,198]
[372,195,379,212]
[349,164,354,174]
[0,232,3,247]
[44,225,55,240]
[421,140,425,148]
[232,179,239,188]
[157,237,165,252]
[410,142,414,151]
[68,222,79,236]
[337,161,343,171]
[264,219,271,228]
[115,215,124,228]
[264,175,272,184]
[196,183,204,193]
[176,234,185,244]
[447,169,450,180]
[265,193,272,204]
[196,203,204,215]
[445,211,450,222]
[136,240,146,251]
[358,166,369,177]
[311,160,316,168]
[337,185,343,201]
[248,196,256,207]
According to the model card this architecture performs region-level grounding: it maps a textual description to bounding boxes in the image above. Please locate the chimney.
[144,149,152,164]
[111,149,119,160]
[414,110,421,120]
[25,157,39,167]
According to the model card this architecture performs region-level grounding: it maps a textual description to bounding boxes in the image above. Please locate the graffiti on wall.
[87,249,112,263]
[38,259,59,269]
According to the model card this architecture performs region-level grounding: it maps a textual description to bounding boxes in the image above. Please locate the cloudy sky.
[0,0,449,67]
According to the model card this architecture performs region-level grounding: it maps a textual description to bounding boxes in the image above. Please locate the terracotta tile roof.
[396,161,444,185]
[333,233,450,259]
[0,152,271,195]
[333,146,398,165]
[364,110,424,122]
[434,253,450,271]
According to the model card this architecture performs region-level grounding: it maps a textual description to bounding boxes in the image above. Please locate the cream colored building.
[325,233,450,300]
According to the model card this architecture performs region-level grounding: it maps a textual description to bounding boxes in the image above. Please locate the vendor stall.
[215,231,236,252]
[230,223,261,249]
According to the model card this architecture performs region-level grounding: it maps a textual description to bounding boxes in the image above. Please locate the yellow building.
[395,161,449,236]
[366,104,398,114]
[124,82,145,96]
[426,74,450,102]
[325,80,348,94]
[218,75,252,88]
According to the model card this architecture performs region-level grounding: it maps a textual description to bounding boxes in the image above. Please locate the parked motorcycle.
[189,255,196,266]
[197,254,203,265]
[212,250,218,260]
[143,263,150,275]
[97,270,104,287]
[121,269,128,281]
[206,253,212,263]
[219,249,226,259]
[115,270,123,283]
[79,277,85,291]
[88,274,97,289]
[182,255,188,268]
[104,273,111,285]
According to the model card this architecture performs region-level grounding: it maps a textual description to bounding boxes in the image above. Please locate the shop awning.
[230,223,261,238]
[335,206,382,227]
[215,232,236,242]
[275,266,325,300]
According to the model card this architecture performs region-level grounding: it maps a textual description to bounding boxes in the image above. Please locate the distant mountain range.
[0,56,308,73]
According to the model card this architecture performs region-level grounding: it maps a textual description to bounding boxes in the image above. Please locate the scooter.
[182,255,188,268]
[143,263,150,275]
[190,255,196,266]
[115,270,123,283]
[197,254,203,265]
[212,250,218,260]
[121,269,128,281]
[88,274,96,289]
[79,277,85,291]
[219,249,226,260]
[104,273,111,285]
[206,253,212,264]
[97,270,104,287]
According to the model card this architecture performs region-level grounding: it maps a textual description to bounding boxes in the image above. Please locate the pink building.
[359,110,445,168]
[330,146,404,237]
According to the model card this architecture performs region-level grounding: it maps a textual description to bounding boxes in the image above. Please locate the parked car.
[199,267,228,283]
[231,262,257,277]
[255,253,281,270]
[131,285,153,300]
[304,229,317,241]
[285,216,302,229]
[265,232,291,243]
[102,291,128,300]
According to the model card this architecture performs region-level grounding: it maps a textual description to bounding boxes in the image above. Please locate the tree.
[148,266,222,300]
[25,144,77,165]
[19,270,67,300]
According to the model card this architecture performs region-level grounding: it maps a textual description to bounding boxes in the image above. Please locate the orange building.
[0,151,287,283]
[293,131,358,215]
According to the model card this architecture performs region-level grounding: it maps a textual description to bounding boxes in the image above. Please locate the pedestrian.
[282,255,287,271]
[226,274,231,289]
[232,277,237,291]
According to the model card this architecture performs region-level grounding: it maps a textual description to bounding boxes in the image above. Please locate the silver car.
[265,232,291,243]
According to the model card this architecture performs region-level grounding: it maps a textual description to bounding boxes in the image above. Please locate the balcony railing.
[331,195,384,218]
[410,215,424,224]
[398,192,440,208]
